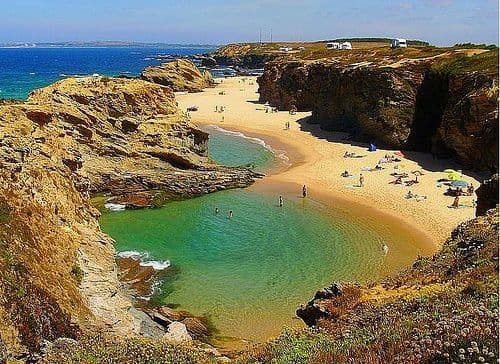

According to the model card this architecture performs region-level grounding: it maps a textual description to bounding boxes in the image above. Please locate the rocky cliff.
[0,75,258,360]
[258,50,499,171]
[141,59,214,92]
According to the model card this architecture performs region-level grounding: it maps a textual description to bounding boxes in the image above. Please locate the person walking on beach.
[279,196,284,207]
[302,185,307,198]
[452,196,459,209]
[221,115,225,122]
[359,174,365,187]
[215,105,218,112]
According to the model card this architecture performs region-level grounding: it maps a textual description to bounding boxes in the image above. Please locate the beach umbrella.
[447,171,462,181]
[451,180,468,187]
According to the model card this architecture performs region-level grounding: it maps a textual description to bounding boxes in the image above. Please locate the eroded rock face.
[141,59,214,92]
[258,52,499,171]
[211,44,279,68]
[0,76,258,355]
[476,174,499,216]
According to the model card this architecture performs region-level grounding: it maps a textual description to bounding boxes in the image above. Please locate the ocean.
[0,46,215,100]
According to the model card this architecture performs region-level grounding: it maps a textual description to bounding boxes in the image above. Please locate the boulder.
[182,317,209,339]
[201,57,217,68]
[163,322,192,343]
[296,283,343,327]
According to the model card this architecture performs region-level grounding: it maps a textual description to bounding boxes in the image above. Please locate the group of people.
[215,105,225,112]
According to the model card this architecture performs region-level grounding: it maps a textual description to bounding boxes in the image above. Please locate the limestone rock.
[163,322,192,343]
[141,59,214,92]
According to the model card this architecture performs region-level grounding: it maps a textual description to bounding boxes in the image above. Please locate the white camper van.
[341,42,352,50]
[391,38,408,48]
[326,42,340,49]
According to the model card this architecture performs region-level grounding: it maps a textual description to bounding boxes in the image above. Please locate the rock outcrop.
[211,44,279,68]
[0,75,258,357]
[141,59,214,92]
[476,174,499,216]
[258,50,499,171]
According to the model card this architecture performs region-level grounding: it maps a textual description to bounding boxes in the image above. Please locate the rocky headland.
[0,65,258,361]
[141,59,215,92]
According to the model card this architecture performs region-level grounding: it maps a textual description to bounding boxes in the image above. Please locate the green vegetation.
[432,49,499,76]
[322,37,429,46]
[70,264,84,285]
[454,43,498,50]
[40,334,216,364]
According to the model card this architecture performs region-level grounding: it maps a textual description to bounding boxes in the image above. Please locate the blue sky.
[1,0,498,45]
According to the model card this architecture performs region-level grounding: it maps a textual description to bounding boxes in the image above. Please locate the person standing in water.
[214,207,219,214]
[228,210,233,218]
[302,185,307,198]
[382,243,389,255]
[279,196,284,207]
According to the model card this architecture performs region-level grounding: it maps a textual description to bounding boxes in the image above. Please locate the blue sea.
[0,46,216,100]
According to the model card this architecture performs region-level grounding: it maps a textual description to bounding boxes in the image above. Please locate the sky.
[0,0,498,46]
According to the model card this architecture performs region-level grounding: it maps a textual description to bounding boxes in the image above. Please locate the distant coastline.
[0,41,219,49]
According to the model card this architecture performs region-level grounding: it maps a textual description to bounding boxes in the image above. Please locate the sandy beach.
[177,76,482,247]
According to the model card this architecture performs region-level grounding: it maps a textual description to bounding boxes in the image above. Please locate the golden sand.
[177,76,481,248]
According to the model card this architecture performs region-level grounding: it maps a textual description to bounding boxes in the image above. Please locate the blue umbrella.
[451,180,468,187]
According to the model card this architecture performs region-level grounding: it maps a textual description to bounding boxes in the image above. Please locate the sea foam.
[104,203,126,211]
[117,250,170,271]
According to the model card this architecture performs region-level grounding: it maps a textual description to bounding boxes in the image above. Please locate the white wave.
[117,251,170,271]
[117,250,149,259]
[104,203,126,211]
[139,260,171,271]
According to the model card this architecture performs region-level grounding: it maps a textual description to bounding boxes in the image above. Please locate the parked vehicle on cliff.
[391,38,408,48]
[326,42,352,50]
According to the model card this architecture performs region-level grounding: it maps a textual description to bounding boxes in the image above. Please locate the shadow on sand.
[296,116,487,180]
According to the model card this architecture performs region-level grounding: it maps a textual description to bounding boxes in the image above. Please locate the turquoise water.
[203,125,276,172]
[100,127,424,340]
